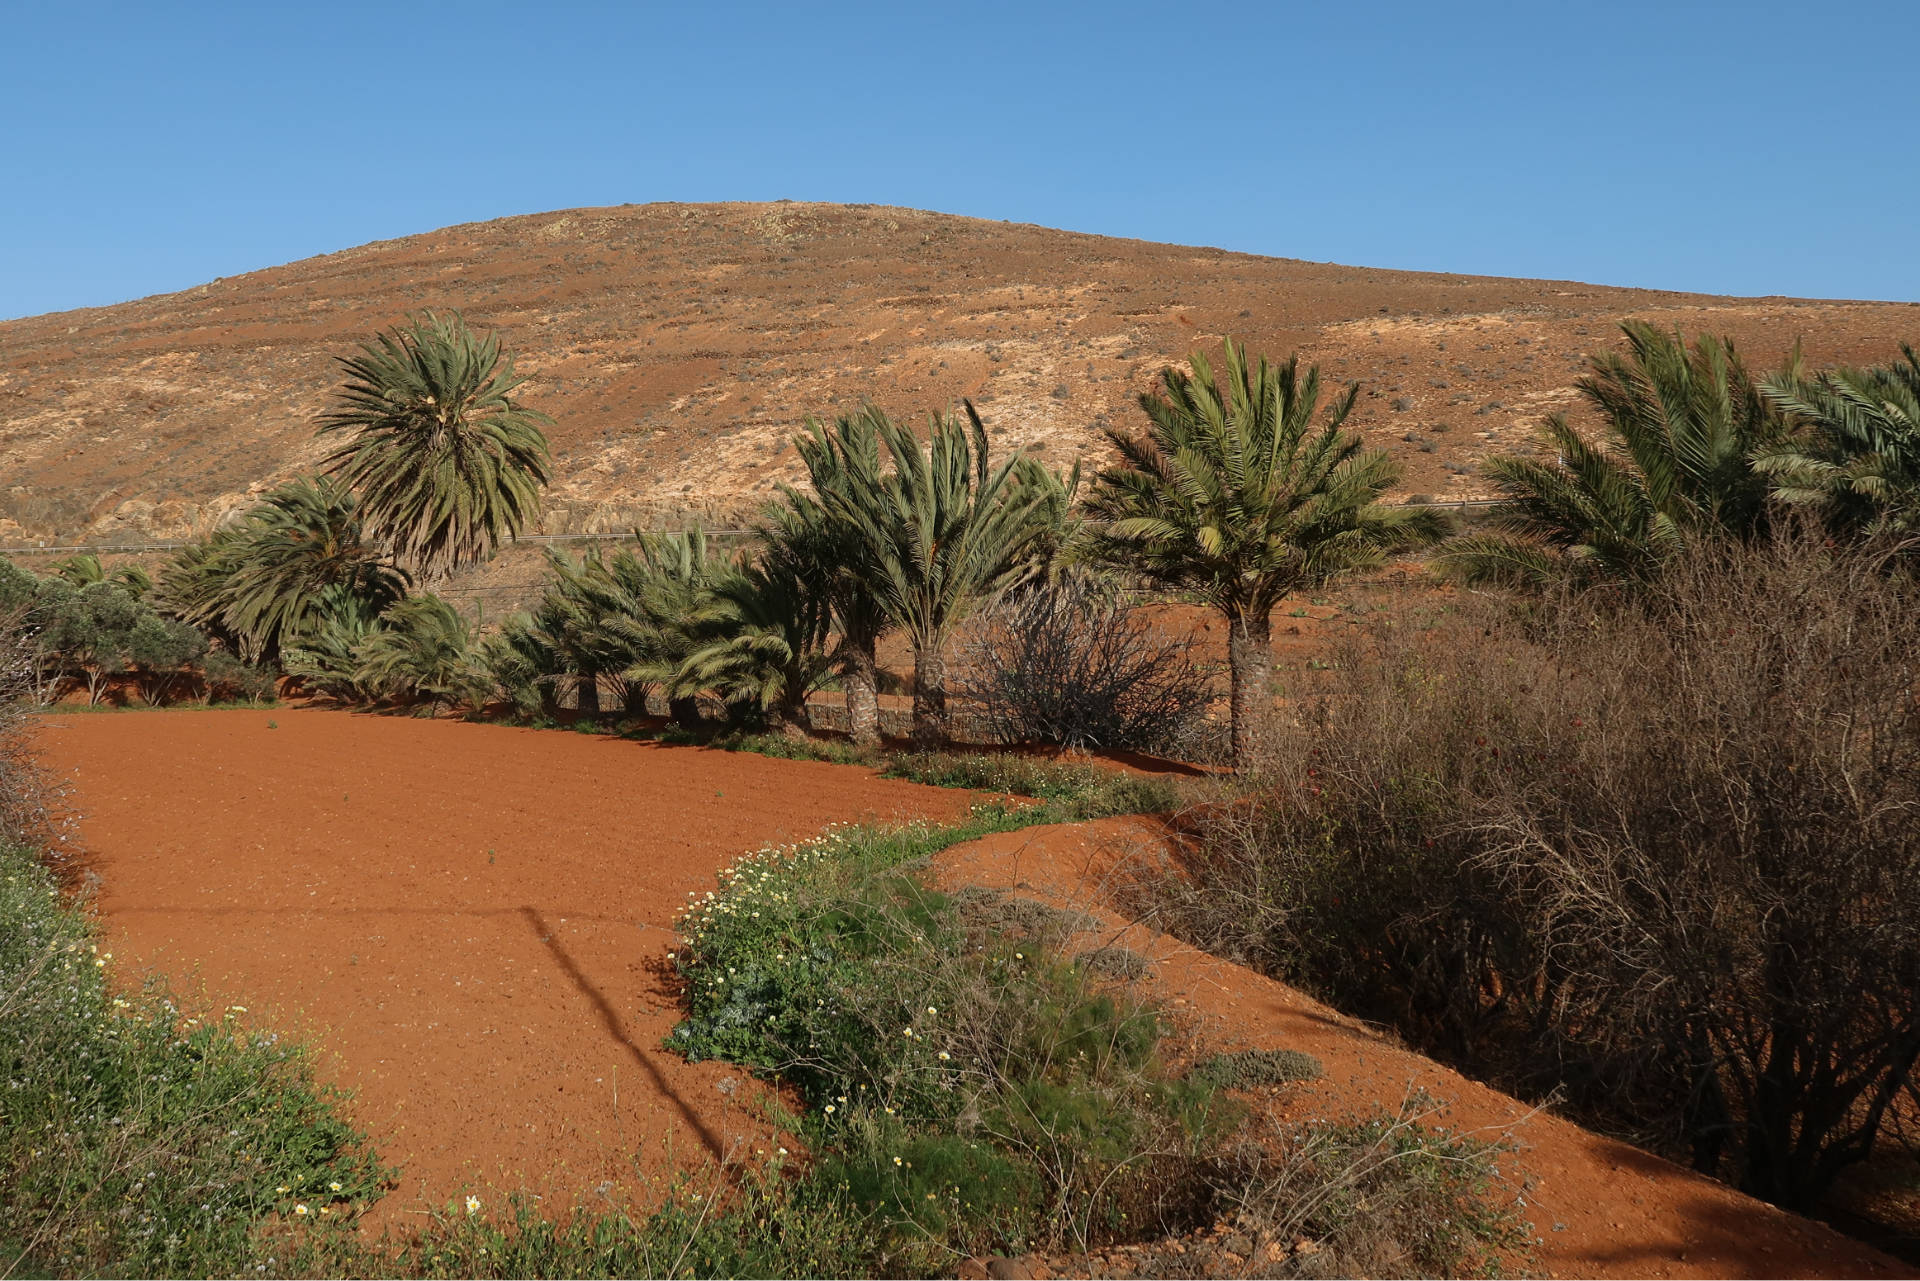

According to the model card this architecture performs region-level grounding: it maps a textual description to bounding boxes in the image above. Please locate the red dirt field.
[31,708,1913,1278]
[32,708,978,1228]
[931,819,1911,1281]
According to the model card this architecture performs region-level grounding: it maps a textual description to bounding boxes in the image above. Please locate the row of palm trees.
[134,308,1920,770]
[1440,321,1920,586]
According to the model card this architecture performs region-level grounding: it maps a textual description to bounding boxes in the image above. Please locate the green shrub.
[1193,1048,1323,1090]
[884,751,1181,818]
[0,841,386,1276]
[668,822,1236,1258]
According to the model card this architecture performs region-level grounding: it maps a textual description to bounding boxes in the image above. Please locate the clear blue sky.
[6,0,1917,321]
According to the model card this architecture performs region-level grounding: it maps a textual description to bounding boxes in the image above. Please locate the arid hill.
[3,200,1916,546]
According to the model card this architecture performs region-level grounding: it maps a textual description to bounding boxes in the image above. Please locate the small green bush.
[1076,945,1152,981]
[1193,1048,1324,1090]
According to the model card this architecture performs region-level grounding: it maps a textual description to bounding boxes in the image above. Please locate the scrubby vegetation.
[664,814,1527,1275]
[1140,530,1920,1210]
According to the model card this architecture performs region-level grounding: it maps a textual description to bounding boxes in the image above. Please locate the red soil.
[931,818,1911,1281]
[32,708,977,1227]
[32,708,1911,1276]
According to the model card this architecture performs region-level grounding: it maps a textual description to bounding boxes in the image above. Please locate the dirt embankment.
[930,819,1911,1281]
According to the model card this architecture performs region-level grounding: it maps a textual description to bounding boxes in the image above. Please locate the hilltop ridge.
[3,200,1914,545]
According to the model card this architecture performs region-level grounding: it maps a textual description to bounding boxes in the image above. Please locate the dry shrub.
[954,574,1217,756]
[1139,529,1920,1209]
[0,613,48,851]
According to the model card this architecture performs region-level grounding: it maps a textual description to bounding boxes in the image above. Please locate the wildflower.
[926,1006,937,1015]
[938,1051,951,1061]
[294,1204,310,1216]
[777,1147,789,1155]
[465,1195,481,1215]
[328,1181,342,1192]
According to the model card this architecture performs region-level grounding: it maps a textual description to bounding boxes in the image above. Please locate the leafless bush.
[0,612,49,851]
[954,575,1217,756]
[1135,529,1920,1209]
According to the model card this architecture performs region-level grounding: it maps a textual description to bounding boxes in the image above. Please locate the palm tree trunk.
[1227,611,1273,772]
[576,671,601,717]
[669,694,702,729]
[911,639,948,749]
[843,631,881,748]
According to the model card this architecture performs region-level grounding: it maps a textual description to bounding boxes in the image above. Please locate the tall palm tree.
[1084,340,1441,771]
[1439,322,1782,589]
[1758,345,1920,537]
[775,408,893,746]
[317,310,553,579]
[822,402,1065,746]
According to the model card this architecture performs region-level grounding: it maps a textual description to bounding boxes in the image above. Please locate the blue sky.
[5,0,1916,320]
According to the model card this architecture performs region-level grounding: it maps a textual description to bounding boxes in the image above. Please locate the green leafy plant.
[317,310,553,580]
[1439,321,1783,589]
[1082,339,1442,769]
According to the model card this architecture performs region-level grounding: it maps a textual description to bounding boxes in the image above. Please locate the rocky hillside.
[3,201,1915,545]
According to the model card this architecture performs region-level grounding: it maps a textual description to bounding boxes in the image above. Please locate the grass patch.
[883,751,1182,818]
[1193,1048,1324,1090]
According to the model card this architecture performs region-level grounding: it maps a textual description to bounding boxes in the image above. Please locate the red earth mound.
[33,708,977,1227]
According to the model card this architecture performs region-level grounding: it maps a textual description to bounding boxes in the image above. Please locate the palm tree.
[352,593,491,714]
[282,585,388,702]
[48,554,152,598]
[676,540,835,734]
[822,402,1066,746]
[318,310,553,579]
[158,478,407,663]
[1439,322,1781,589]
[591,529,733,729]
[1084,340,1442,770]
[775,409,893,745]
[1758,345,1920,537]
[219,478,410,661]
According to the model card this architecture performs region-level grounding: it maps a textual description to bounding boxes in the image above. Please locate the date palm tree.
[1084,340,1441,771]
[1758,344,1920,537]
[675,541,835,734]
[318,310,553,579]
[774,408,893,746]
[1438,322,1782,589]
[822,402,1066,747]
[160,477,407,662]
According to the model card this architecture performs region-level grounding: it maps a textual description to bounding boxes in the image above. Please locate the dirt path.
[34,708,977,1227]
[931,818,1911,1281]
